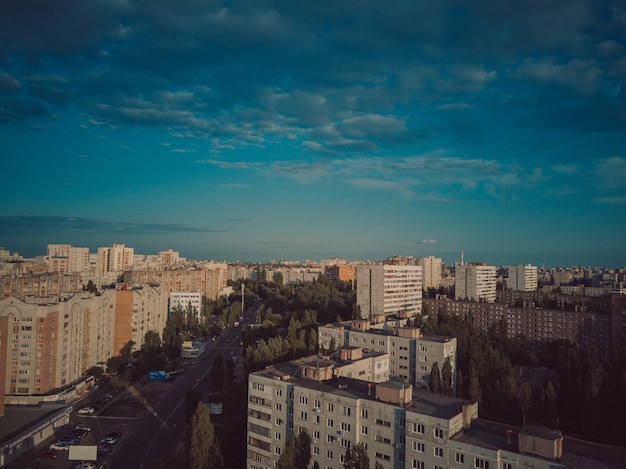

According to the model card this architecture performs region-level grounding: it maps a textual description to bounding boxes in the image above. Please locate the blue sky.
[1,1,625,267]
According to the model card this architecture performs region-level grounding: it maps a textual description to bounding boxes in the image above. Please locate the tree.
[185,388,202,422]
[187,402,222,469]
[343,442,369,469]
[429,362,441,394]
[277,430,312,469]
[441,357,453,396]
[144,330,162,356]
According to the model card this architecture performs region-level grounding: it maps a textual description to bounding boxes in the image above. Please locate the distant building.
[97,243,134,273]
[417,256,442,289]
[46,244,90,273]
[324,264,356,283]
[455,263,496,303]
[169,291,202,322]
[356,264,422,323]
[507,265,538,291]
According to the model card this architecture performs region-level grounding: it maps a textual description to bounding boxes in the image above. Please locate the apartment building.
[324,265,356,283]
[97,243,134,273]
[247,357,567,469]
[318,320,456,392]
[356,265,422,324]
[0,272,82,301]
[417,256,442,290]
[113,283,168,355]
[455,264,496,303]
[123,263,226,301]
[0,291,117,414]
[424,296,613,358]
[46,244,90,273]
[169,291,202,322]
[506,265,538,292]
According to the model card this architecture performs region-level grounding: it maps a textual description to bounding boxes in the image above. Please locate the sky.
[1,1,626,267]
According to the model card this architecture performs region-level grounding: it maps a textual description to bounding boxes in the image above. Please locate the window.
[434,428,443,439]
[502,464,512,469]
[361,425,368,435]
[412,461,424,469]
[413,442,424,453]
[475,458,490,469]
[434,447,443,458]
[455,453,465,464]
[313,446,319,456]
[327,418,334,428]
[327,450,333,460]
[327,403,334,412]
[314,430,320,440]
[361,409,368,418]
[340,422,351,432]
[275,432,281,440]
[412,423,425,434]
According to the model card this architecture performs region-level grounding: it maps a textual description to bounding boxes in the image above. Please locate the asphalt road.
[105,301,257,469]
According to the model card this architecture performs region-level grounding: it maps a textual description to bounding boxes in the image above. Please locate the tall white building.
[246,357,567,469]
[455,264,496,303]
[506,265,538,291]
[356,265,422,323]
[417,256,442,289]
[97,243,134,273]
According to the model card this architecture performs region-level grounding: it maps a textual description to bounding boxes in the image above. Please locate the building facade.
[417,256,442,290]
[318,320,457,392]
[506,265,538,292]
[97,243,134,273]
[455,264,496,303]
[356,265,422,324]
[247,358,567,469]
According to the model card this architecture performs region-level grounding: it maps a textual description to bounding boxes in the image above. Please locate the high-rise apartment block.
[506,265,538,292]
[319,320,456,392]
[417,256,442,289]
[455,264,496,303]
[356,265,422,323]
[97,243,134,273]
[46,244,90,273]
[246,357,567,469]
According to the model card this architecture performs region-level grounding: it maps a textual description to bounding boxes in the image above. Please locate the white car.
[49,441,71,451]
[75,423,91,432]
[99,437,117,445]
[77,406,95,415]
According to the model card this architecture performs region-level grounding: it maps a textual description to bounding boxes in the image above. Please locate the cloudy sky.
[1,1,625,267]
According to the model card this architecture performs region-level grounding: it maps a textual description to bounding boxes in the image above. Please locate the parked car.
[73,463,97,469]
[77,406,95,415]
[75,423,91,432]
[105,431,122,438]
[49,441,71,451]
[99,437,117,445]
[39,449,58,459]
[104,393,113,400]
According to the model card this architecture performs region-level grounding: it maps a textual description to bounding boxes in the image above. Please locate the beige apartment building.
[247,357,568,469]
[417,256,442,290]
[319,320,457,392]
[0,272,82,301]
[123,263,226,301]
[46,244,90,273]
[506,265,538,292]
[97,243,134,273]
[356,265,422,324]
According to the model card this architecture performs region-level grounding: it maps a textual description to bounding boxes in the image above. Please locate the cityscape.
[0,243,625,468]
[2,1,626,468]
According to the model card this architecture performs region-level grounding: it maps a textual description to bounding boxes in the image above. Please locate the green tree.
[441,357,453,396]
[143,330,162,356]
[429,362,441,394]
[343,442,369,469]
[277,430,312,469]
[187,402,221,469]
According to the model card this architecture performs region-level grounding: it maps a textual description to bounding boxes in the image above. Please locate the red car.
[39,449,58,459]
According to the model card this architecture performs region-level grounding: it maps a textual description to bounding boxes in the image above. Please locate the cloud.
[419,239,437,244]
[0,215,218,234]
